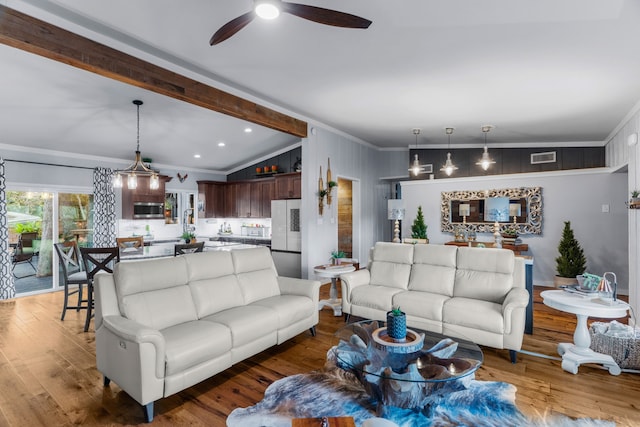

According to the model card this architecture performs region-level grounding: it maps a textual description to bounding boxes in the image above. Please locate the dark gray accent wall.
[228,147,302,181]
[410,146,604,180]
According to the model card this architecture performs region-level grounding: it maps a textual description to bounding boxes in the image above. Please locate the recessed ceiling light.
[244,127,252,133]
[194,154,201,158]
[218,142,226,147]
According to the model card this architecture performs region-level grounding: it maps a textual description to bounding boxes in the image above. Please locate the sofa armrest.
[278,276,321,304]
[501,288,529,334]
[340,269,371,304]
[102,315,166,378]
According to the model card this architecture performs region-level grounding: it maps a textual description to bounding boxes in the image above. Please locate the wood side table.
[314,263,355,316]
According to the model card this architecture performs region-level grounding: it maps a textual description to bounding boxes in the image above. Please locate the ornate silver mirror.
[440,187,542,234]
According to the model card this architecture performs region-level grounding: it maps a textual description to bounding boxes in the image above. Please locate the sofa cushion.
[185,251,235,281]
[443,297,504,334]
[189,275,245,319]
[251,295,315,328]
[392,290,450,322]
[453,247,515,303]
[114,257,198,330]
[162,320,232,376]
[232,247,281,304]
[351,285,404,312]
[369,242,414,290]
[203,305,279,348]
[408,244,457,296]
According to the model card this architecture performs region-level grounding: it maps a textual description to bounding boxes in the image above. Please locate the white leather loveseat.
[94,246,320,422]
[340,242,527,362]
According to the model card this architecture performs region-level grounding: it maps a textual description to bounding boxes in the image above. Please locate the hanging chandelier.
[440,127,458,176]
[113,100,160,190]
[408,128,429,176]
[476,125,496,171]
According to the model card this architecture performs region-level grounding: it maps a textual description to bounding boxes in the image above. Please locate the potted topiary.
[386,306,407,341]
[404,205,428,244]
[554,221,587,287]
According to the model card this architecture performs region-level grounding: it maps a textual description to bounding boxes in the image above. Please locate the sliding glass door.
[7,189,93,295]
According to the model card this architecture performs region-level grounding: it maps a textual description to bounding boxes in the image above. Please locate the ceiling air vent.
[530,151,556,164]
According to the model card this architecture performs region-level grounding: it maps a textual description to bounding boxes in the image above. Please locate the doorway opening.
[337,177,360,263]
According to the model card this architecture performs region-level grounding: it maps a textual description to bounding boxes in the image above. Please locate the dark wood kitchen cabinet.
[197,181,225,218]
[274,172,301,199]
[198,177,275,218]
[121,175,170,219]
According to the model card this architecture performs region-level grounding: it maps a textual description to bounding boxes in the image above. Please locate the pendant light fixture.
[476,125,496,171]
[440,127,458,176]
[408,128,427,176]
[113,100,160,190]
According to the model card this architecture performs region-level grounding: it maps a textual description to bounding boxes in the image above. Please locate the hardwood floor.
[0,285,638,426]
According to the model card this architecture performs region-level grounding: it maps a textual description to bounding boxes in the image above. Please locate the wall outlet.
[601,204,610,213]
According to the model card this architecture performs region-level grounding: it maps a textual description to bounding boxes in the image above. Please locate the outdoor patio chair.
[11,234,36,278]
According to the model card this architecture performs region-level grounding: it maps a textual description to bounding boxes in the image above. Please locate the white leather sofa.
[340,242,528,361]
[94,246,320,422]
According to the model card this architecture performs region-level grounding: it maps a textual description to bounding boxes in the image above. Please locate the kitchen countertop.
[120,241,260,260]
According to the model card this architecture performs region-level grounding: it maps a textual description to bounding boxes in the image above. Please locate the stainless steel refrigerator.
[270,199,302,278]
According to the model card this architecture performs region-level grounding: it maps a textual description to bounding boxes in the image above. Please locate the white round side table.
[314,263,355,316]
[541,289,629,375]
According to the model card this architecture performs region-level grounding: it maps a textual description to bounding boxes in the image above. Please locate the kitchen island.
[120,240,259,260]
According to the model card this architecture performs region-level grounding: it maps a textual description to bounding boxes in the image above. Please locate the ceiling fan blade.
[210,11,256,45]
[282,3,372,29]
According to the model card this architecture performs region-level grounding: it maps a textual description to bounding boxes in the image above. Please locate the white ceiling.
[3,0,640,173]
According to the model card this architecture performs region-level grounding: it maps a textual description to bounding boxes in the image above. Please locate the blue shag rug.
[227,351,615,427]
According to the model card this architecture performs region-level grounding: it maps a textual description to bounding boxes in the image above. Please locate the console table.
[541,290,629,375]
[445,240,529,255]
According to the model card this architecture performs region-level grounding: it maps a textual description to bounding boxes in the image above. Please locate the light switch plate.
[602,204,610,213]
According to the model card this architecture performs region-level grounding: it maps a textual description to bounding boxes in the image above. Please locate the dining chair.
[54,241,88,320]
[80,247,120,332]
[116,236,144,249]
[11,234,36,278]
[174,241,205,256]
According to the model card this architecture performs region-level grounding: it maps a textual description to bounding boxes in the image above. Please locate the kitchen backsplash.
[118,218,272,240]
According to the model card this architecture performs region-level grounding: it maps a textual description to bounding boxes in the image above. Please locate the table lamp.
[509,203,521,225]
[459,204,470,224]
[387,199,405,243]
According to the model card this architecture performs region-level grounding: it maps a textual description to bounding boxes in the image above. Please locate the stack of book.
[501,236,522,245]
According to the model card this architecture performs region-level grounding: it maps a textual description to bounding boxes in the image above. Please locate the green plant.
[331,250,346,260]
[555,221,587,278]
[390,306,403,316]
[14,221,41,235]
[631,190,639,198]
[327,181,338,189]
[181,231,195,240]
[411,206,428,239]
[318,189,328,198]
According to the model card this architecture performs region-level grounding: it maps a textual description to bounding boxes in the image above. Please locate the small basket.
[589,322,640,369]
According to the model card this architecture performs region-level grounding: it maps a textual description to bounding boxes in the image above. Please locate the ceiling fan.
[210,0,372,45]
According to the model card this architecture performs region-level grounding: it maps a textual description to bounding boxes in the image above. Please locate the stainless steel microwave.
[133,202,164,219]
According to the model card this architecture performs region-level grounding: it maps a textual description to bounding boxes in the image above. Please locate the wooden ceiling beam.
[0,5,308,138]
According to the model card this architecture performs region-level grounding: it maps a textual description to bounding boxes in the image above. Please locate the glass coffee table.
[332,320,483,414]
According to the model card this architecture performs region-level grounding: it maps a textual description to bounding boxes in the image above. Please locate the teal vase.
[386,311,407,341]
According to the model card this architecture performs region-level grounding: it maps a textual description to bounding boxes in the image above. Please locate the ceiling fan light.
[255,1,280,19]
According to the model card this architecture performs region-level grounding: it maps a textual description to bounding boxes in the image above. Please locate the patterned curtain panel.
[92,168,117,248]
[0,158,16,299]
